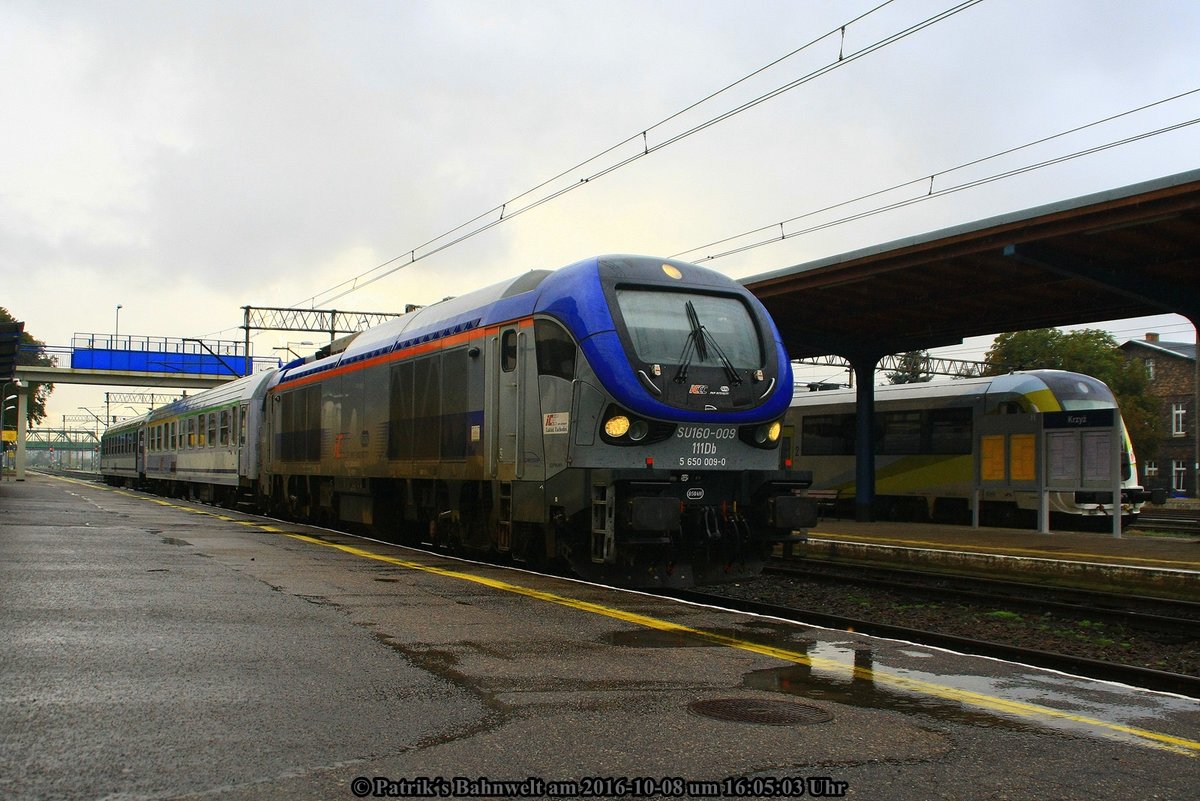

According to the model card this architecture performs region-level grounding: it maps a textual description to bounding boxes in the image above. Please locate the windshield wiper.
[673,301,742,387]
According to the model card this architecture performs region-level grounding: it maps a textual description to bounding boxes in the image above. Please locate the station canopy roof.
[0,320,24,381]
[742,169,1200,360]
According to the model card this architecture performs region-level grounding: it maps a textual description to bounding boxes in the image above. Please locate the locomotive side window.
[441,349,470,459]
[535,319,576,380]
[387,362,414,460]
[614,289,763,369]
[501,330,518,372]
[279,386,321,461]
[413,357,441,459]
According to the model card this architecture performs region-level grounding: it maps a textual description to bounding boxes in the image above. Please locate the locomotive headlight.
[749,420,783,446]
[628,420,649,442]
[604,414,631,438]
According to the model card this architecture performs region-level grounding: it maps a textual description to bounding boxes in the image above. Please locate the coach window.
[187,417,196,448]
[501,330,518,372]
[170,421,177,450]
[219,409,230,446]
[535,319,576,380]
[207,413,217,447]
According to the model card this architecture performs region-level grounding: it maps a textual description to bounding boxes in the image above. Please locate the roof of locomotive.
[270,255,791,422]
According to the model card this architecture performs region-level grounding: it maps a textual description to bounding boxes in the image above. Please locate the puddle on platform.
[742,645,1042,733]
[161,537,193,547]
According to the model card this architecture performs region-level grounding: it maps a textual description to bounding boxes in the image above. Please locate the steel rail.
[765,560,1200,633]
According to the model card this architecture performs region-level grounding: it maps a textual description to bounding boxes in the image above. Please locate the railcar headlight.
[628,420,649,442]
[604,415,631,438]
[765,420,782,443]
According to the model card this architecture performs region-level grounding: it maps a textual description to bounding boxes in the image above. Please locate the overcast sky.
[3,0,1198,425]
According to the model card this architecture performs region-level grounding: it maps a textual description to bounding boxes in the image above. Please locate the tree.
[886,350,933,384]
[1,307,55,426]
[982,328,1159,460]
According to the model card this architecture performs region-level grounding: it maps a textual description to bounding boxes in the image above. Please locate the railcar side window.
[801,414,855,455]
[878,411,922,455]
[535,320,576,380]
[207,413,217,448]
[219,410,230,446]
[929,408,973,454]
[501,330,518,372]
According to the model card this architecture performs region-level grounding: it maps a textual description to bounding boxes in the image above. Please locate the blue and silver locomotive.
[104,255,815,587]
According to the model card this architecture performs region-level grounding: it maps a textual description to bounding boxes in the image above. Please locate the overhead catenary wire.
[288,0,984,310]
[672,100,1200,263]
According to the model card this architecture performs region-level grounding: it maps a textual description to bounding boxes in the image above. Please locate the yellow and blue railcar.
[785,370,1149,526]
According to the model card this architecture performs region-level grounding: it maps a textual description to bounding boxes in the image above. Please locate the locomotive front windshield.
[615,289,763,369]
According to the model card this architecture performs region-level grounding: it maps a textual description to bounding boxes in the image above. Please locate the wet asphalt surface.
[2,474,1198,800]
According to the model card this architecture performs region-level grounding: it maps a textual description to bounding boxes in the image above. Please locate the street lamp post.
[115,304,123,344]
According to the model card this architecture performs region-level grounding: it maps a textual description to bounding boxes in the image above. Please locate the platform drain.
[688,698,832,726]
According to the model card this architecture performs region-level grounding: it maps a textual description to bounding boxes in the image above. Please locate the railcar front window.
[615,290,762,369]
[1039,372,1116,410]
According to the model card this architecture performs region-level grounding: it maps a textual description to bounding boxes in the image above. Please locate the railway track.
[765,559,1200,634]
[1132,510,1200,535]
[664,586,1200,699]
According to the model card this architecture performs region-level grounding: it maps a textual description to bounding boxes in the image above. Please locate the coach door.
[491,325,523,479]
[237,403,253,479]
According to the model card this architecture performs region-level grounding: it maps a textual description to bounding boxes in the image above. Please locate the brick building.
[1120,333,1197,496]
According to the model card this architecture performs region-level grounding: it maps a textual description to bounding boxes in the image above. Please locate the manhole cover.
[688,698,832,726]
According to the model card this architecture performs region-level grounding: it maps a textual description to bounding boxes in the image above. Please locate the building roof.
[743,169,1200,360]
[1121,338,1196,361]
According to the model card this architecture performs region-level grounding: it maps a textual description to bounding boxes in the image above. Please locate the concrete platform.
[2,474,1198,800]
[790,518,1200,598]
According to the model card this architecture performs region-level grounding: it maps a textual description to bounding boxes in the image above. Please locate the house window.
[1172,403,1187,437]
[1172,460,1188,493]
[1143,460,1158,477]
[1144,358,1154,381]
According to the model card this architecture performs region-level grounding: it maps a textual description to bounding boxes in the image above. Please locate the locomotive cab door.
[490,325,524,479]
